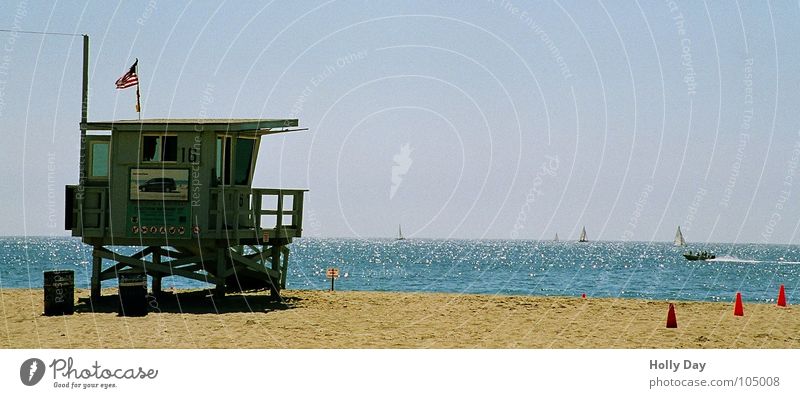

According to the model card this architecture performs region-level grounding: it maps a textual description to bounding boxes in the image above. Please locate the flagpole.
[136,83,141,120]
[135,58,141,119]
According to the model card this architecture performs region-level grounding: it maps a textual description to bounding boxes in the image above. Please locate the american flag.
[115,59,138,89]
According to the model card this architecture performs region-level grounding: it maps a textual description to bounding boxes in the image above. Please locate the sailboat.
[396,224,406,241]
[578,227,588,242]
[674,226,685,246]
[554,233,559,242]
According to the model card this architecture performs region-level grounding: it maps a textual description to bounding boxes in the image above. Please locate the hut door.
[215,135,258,227]
[215,136,256,186]
[233,137,256,227]
[233,137,255,186]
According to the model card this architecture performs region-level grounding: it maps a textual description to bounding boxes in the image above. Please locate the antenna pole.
[79,34,88,185]
[79,34,88,182]
[77,34,89,233]
[81,34,88,125]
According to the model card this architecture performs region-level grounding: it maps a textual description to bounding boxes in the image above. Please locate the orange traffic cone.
[733,292,744,316]
[777,285,787,307]
[666,303,677,328]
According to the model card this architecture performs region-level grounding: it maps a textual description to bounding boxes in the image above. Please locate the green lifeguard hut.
[65,118,307,300]
[62,37,306,301]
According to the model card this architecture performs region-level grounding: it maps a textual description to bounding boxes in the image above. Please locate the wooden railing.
[66,185,306,242]
[208,187,306,240]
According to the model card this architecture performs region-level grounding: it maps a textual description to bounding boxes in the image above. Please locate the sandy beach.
[1,288,797,348]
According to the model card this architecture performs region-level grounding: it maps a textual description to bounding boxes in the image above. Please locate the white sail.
[674,226,685,246]
[554,233,559,242]
[397,224,405,240]
[579,227,587,242]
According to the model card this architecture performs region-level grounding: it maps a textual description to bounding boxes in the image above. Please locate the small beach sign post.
[327,268,340,291]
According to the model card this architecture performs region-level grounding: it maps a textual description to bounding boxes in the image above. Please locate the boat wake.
[707,256,761,264]
[706,256,800,264]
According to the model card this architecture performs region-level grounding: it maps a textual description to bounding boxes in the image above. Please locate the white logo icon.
[390,143,413,199]
[20,358,45,386]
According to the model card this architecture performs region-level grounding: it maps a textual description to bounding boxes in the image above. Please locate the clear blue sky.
[1,1,799,243]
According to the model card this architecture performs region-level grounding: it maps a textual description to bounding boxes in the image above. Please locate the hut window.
[234,138,255,185]
[90,142,109,177]
[216,136,232,185]
[142,135,177,162]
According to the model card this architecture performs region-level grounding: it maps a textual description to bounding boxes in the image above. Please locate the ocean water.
[1,237,798,303]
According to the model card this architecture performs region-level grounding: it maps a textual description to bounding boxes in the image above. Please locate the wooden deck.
[65,185,305,299]
[66,186,306,244]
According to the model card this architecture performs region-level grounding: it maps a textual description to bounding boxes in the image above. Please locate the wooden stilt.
[215,248,226,298]
[280,246,290,289]
[269,244,281,301]
[152,248,162,296]
[91,248,101,300]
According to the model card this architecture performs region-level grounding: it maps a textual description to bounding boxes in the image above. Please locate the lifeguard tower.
[65,118,307,300]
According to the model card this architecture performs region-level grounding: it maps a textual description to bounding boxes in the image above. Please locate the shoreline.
[4,235,800,245]
[0,285,784,305]
[1,288,797,349]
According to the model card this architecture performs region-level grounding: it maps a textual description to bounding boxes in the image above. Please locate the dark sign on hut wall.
[129,168,190,201]
[125,202,190,238]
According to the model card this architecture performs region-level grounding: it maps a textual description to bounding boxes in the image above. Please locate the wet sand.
[1,288,797,348]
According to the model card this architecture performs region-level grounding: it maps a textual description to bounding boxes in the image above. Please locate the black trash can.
[118,270,148,317]
[43,270,74,316]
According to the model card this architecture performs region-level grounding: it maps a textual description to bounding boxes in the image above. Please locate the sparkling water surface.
[1,237,797,303]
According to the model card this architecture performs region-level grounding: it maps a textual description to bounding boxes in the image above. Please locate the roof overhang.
[81,118,300,135]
